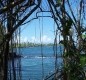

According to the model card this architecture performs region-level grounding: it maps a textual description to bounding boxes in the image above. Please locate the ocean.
[8,45,64,80]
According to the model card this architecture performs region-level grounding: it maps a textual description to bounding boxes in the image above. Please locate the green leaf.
[56,0,62,7]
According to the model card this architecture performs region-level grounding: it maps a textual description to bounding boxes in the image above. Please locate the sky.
[20,14,56,44]
[17,0,81,44]
[18,0,57,44]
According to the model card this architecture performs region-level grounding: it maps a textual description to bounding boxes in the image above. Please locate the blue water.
[21,46,63,57]
[10,45,63,80]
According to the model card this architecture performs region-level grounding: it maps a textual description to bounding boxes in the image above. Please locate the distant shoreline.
[13,42,63,48]
[13,43,54,48]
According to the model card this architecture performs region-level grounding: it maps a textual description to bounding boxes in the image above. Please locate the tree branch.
[0,0,41,48]
[0,0,25,14]
[67,0,77,23]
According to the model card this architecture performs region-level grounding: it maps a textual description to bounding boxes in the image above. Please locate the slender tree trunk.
[3,41,9,80]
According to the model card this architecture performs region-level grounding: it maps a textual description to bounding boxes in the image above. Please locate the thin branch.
[22,15,52,25]
[67,0,77,23]
[48,0,61,31]
[50,0,62,21]
[0,0,25,14]
[0,0,41,48]
[11,0,41,35]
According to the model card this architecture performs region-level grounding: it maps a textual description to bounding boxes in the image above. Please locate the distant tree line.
[12,42,54,48]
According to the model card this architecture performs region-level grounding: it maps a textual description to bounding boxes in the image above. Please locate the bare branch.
[67,0,77,23]
[0,0,25,14]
